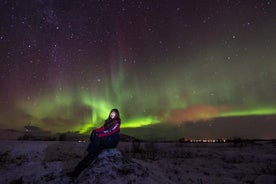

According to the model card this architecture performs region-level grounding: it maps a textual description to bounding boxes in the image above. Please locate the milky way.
[0,1,275,139]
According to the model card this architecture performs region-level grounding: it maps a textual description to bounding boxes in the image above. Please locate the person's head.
[109,108,120,119]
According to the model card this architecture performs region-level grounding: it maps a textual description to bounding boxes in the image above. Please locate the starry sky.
[0,0,275,139]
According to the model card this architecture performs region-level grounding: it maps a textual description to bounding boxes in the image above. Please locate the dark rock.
[77,148,172,184]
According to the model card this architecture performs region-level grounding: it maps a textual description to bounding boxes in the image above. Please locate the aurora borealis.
[0,1,275,139]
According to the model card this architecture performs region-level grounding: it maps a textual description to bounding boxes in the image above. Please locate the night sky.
[0,0,275,139]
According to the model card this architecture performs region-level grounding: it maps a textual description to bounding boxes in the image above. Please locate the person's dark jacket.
[93,118,120,138]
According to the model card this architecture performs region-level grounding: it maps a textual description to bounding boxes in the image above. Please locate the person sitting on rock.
[67,108,121,178]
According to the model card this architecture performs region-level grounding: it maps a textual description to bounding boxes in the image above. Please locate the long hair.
[104,108,120,129]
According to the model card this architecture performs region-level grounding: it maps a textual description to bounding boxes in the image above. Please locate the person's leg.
[86,132,101,155]
[67,133,101,177]
[99,134,120,149]
[68,134,120,177]
[68,153,96,177]
[89,130,96,141]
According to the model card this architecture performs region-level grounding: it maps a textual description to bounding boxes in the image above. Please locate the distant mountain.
[0,127,57,141]
[18,126,55,140]
[119,133,140,142]
[0,129,24,140]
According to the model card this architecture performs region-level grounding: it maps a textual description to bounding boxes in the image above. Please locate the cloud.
[166,104,229,123]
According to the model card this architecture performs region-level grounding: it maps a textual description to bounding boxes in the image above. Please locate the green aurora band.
[14,41,276,133]
[16,74,276,134]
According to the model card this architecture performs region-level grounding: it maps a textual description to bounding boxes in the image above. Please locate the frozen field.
[0,141,275,184]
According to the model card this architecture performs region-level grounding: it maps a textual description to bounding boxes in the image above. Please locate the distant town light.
[184,138,228,143]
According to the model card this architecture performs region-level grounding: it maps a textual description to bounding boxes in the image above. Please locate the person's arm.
[97,120,120,138]
[94,125,105,132]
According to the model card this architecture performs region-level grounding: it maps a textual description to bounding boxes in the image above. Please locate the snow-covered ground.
[0,141,275,184]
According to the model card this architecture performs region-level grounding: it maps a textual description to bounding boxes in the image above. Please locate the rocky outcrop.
[76,148,172,184]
